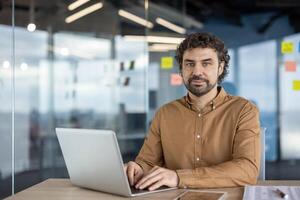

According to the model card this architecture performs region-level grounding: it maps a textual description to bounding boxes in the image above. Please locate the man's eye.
[202,62,210,67]
[186,63,194,67]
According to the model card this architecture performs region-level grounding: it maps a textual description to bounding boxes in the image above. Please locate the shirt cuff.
[176,169,191,189]
[135,160,153,173]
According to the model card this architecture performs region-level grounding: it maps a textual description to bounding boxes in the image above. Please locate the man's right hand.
[124,161,144,186]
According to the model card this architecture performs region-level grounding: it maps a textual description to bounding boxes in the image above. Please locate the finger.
[123,164,128,174]
[136,168,162,188]
[127,165,135,186]
[138,174,163,189]
[136,170,160,188]
[134,171,143,184]
[136,166,161,185]
[147,166,160,174]
[148,179,165,191]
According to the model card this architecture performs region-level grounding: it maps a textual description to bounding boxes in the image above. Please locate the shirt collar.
[183,86,228,112]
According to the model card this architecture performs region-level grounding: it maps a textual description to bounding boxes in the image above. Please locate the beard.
[183,75,217,97]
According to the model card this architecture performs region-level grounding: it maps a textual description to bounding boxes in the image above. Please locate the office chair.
[258,127,267,180]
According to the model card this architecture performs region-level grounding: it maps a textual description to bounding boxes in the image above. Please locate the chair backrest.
[258,127,266,180]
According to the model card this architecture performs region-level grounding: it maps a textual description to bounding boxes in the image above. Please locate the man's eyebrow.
[202,58,213,62]
[183,59,195,62]
[183,58,214,62]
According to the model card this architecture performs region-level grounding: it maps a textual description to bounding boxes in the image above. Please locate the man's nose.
[192,64,204,76]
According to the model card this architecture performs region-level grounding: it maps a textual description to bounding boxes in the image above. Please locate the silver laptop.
[55,128,176,197]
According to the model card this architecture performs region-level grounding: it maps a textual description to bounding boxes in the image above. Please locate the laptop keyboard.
[130,186,169,194]
[130,186,151,194]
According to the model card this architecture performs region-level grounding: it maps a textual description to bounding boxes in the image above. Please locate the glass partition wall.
[0,23,13,200]
[0,0,189,198]
[0,0,15,197]
[0,0,151,197]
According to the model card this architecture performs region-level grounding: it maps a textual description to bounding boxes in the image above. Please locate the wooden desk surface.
[5,179,300,200]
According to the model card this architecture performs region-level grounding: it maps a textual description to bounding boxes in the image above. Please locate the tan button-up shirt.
[135,87,260,188]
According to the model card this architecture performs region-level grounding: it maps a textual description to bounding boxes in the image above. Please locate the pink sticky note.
[170,74,183,86]
[284,61,297,72]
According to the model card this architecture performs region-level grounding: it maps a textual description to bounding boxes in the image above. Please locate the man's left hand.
[135,166,179,191]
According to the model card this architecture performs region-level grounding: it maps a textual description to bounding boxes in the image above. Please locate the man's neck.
[188,86,219,111]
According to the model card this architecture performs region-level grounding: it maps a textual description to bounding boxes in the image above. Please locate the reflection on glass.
[0,1,151,198]
[238,41,278,161]
[0,25,13,199]
[280,34,300,160]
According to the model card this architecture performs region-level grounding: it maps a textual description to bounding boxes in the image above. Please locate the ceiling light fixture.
[68,0,90,11]
[123,35,184,44]
[27,0,36,32]
[20,63,29,71]
[2,60,10,69]
[27,23,36,32]
[156,17,186,34]
[118,9,153,29]
[60,48,70,56]
[65,2,103,23]
[149,44,178,52]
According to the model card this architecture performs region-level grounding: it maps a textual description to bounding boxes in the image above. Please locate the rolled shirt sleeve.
[135,110,164,173]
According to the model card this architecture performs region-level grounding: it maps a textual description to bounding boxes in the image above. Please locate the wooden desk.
[5,179,300,200]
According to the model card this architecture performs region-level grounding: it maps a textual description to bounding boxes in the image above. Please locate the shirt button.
[197,135,200,139]
[196,157,200,161]
[198,113,201,117]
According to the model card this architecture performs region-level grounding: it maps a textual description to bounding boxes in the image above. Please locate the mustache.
[188,75,208,82]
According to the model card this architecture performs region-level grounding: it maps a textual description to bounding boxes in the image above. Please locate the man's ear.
[218,62,224,76]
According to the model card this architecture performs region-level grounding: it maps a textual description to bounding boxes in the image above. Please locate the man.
[124,32,260,190]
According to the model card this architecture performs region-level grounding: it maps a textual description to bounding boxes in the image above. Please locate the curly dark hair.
[175,32,230,84]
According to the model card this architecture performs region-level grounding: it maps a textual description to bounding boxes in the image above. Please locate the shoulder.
[226,95,259,113]
[225,96,260,125]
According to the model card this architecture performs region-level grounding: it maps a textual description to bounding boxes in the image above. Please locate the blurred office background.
[1,0,300,198]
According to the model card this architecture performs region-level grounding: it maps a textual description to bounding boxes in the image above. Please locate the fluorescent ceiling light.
[68,0,90,11]
[118,9,153,29]
[124,35,184,44]
[149,44,178,52]
[156,17,186,34]
[123,35,146,41]
[65,2,103,23]
[147,36,184,43]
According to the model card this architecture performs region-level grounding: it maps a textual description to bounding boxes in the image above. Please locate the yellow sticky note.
[161,57,173,69]
[293,80,300,91]
[281,42,294,54]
